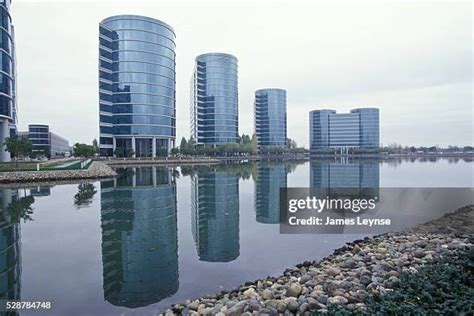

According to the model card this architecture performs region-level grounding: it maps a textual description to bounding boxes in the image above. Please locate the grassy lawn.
[0,161,40,172]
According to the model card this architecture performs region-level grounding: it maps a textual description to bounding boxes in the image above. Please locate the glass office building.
[309,108,379,153]
[351,108,380,148]
[99,15,176,157]
[254,88,287,147]
[329,113,360,148]
[22,124,70,158]
[0,0,17,162]
[309,110,335,150]
[190,53,238,145]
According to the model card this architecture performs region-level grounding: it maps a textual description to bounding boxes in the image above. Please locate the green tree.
[73,143,96,158]
[113,147,123,157]
[179,137,188,154]
[188,137,196,148]
[241,134,251,145]
[157,147,168,157]
[182,137,196,155]
[250,134,258,154]
[92,139,99,153]
[170,147,179,155]
[286,138,297,148]
[4,137,33,168]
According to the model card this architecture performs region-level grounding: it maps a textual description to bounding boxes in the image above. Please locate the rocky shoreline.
[0,161,117,184]
[163,205,473,315]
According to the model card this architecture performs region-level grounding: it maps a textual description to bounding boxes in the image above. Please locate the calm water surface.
[1,158,472,315]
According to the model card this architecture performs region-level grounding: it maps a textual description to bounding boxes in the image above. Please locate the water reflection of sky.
[0,158,472,315]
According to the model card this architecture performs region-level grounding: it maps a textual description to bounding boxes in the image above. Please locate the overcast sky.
[11,0,473,147]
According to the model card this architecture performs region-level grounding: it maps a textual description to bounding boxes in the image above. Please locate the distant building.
[254,89,287,147]
[0,0,18,162]
[190,53,239,145]
[20,125,70,158]
[309,108,379,153]
[99,15,176,157]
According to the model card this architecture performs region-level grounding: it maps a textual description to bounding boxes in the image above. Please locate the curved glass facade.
[0,189,22,302]
[351,108,380,148]
[191,171,240,262]
[255,165,287,224]
[25,124,70,158]
[309,110,336,150]
[100,167,178,308]
[254,88,287,147]
[191,53,238,145]
[28,124,49,155]
[99,15,176,157]
[0,0,16,162]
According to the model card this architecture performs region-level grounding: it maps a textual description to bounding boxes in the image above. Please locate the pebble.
[163,205,473,315]
[326,267,340,276]
[327,296,349,305]
[286,283,302,297]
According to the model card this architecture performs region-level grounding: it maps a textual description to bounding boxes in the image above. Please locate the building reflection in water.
[100,167,178,308]
[0,189,22,307]
[307,159,380,233]
[254,164,288,224]
[28,186,51,197]
[191,170,240,262]
[310,158,380,198]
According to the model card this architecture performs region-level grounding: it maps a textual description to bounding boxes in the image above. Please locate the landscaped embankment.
[163,205,473,315]
[0,161,117,184]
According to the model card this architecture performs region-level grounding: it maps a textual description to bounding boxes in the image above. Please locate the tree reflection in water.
[74,183,97,209]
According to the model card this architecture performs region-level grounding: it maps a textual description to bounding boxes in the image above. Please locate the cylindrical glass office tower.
[254,88,287,147]
[351,108,380,148]
[0,0,17,162]
[99,15,176,157]
[191,53,238,145]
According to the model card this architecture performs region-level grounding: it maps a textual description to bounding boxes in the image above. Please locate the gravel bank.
[163,205,473,315]
[0,161,117,184]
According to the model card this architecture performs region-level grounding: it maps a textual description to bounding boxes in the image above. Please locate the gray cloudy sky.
[11,0,473,147]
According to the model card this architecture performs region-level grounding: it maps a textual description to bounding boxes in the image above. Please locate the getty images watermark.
[279,188,474,234]
[287,195,388,227]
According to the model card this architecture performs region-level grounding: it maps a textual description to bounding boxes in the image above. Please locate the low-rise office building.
[309,108,379,153]
[20,124,70,158]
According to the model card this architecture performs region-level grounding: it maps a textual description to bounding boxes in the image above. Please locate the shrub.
[325,248,474,315]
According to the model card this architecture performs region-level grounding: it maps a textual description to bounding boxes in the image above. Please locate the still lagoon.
[1,158,473,315]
